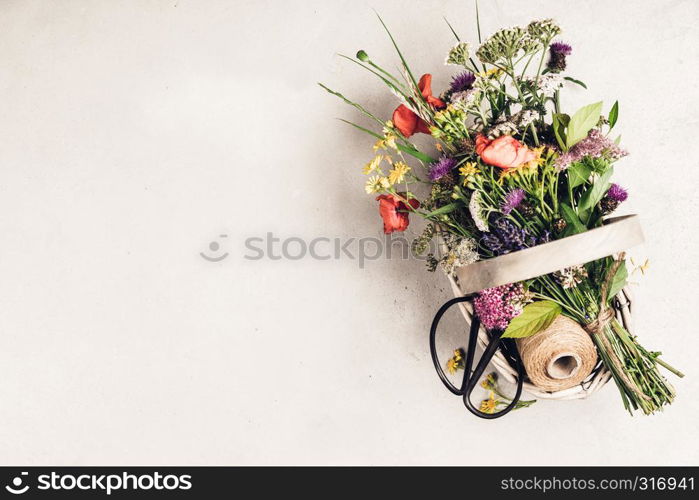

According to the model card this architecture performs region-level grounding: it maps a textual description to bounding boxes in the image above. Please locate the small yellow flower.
[479,392,499,414]
[631,257,651,276]
[477,68,503,79]
[388,161,410,185]
[480,372,497,390]
[373,134,398,152]
[363,155,384,175]
[365,175,391,194]
[459,161,480,180]
[445,348,466,375]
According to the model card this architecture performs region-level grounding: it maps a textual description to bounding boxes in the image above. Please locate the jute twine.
[582,252,651,401]
[517,315,598,392]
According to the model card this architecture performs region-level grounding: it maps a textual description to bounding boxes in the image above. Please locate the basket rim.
[452,214,643,295]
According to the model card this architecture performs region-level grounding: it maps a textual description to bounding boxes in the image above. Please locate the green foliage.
[560,203,586,235]
[502,301,562,339]
[564,76,587,89]
[578,167,614,219]
[552,113,570,150]
[607,260,628,304]
[567,161,592,189]
[608,101,619,129]
[565,101,603,150]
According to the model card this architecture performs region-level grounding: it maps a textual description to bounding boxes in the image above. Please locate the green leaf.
[560,203,587,235]
[614,134,622,145]
[338,119,435,165]
[565,101,603,149]
[375,13,420,93]
[608,101,619,129]
[567,161,593,189]
[564,76,588,89]
[552,113,570,151]
[443,17,461,41]
[423,202,460,218]
[607,260,628,304]
[318,83,384,127]
[502,301,562,339]
[578,167,614,215]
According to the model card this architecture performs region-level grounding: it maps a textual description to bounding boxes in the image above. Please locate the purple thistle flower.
[550,41,572,56]
[428,155,457,181]
[548,41,572,72]
[449,71,476,94]
[607,183,628,202]
[501,188,526,215]
[473,283,527,331]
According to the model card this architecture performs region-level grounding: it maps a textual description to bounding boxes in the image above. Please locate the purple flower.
[428,155,457,181]
[548,41,572,72]
[550,42,572,56]
[449,71,476,94]
[607,183,628,202]
[501,188,526,215]
[473,283,527,331]
[555,129,628,170]
[482,218,529,255]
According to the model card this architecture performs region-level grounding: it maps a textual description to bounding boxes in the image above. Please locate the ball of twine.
[516,315,598,392]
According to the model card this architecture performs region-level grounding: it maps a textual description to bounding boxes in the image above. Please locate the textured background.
[0,0,697,465]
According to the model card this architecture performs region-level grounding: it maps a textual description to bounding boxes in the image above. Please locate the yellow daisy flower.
[388,162,410,185]
[373,134,398,152]
[365,175,391,194]
[445,348,465,375]
[477,68,504,79]
[479,392,499,414]
[459,162,480,177]
[363,155,384,175]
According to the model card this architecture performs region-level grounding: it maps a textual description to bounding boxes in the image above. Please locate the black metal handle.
[429,295,525,419]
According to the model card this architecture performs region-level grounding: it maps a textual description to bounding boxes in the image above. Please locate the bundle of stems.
[530,271,683,414]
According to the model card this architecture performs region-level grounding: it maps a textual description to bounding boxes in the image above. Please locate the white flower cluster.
[553,265,588,289]
[525,74,564,98]
[440,235,479,275]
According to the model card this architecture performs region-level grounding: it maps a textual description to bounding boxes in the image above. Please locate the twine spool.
[516,315,598,392]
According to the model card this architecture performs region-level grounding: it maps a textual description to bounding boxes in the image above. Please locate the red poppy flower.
[376,194,420,234]
[392,74,446,138]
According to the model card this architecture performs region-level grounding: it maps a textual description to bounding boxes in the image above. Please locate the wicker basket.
[439,214,644,400]
[445,275,638,399]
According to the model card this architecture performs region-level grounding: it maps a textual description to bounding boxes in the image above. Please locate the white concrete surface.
[0,0,697,465]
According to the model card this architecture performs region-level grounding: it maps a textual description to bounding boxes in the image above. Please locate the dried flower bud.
[600,197,620,215]
[553,218,567,233]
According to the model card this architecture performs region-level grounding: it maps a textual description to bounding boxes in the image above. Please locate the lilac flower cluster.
[473,283,527,331]
[428,155,458,181]
[481,218,549,255]
[555,129,628,170]
[500,188,526,215]
[449,71,476,94]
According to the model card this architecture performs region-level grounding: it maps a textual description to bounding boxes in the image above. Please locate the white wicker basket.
[439,215,644,400]
[445,275,639,399]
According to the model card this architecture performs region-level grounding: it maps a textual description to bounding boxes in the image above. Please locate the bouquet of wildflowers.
[321,13,683,414]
